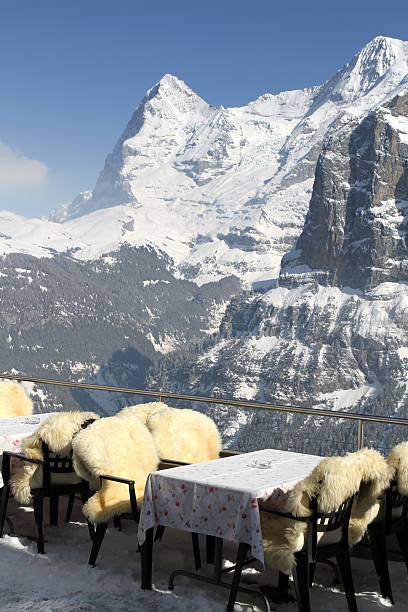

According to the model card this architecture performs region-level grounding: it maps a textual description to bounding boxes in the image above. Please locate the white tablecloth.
[0,413,57,486]
[138,448,322,564]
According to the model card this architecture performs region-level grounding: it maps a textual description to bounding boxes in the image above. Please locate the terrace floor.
[0,496,406,611]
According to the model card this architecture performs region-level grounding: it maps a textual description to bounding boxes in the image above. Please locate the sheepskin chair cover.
[261,448,392,575]
[118,401,168,425]
[0,381,33,419]
[387,441,408,495]
[117,402,222,463]
[72,415,159,524]
[10,411,100,505]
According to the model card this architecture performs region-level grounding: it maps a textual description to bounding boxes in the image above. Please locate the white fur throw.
[0,381,33,419]
[117,402,222,463]
[10,411,100,505]
[387,441,408,495]
[261,448,392,574]
[72,415,159,524]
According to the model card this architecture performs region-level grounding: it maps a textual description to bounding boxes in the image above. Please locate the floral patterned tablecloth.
[0,413,56,486]
[138,448,323,564]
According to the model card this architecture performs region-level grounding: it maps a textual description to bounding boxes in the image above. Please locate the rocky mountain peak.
[280,89,408,290]
[140,73,208,117]
[312,36,408,110]
[358,36,400,77]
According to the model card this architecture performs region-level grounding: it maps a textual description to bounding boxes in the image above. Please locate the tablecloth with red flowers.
[138,448,322,564]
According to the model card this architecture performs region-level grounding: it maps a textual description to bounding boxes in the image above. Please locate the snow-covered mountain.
[3,35,407,287]
[2,36,408,431]
[148,87,408,454]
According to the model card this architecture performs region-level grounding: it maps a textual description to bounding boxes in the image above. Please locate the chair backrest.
[40,418,96,492]
[315,495,355,534]
[383,480,408,533]
[307,494,355,561]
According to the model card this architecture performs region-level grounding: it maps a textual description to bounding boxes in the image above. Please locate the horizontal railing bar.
[2,373,408,428]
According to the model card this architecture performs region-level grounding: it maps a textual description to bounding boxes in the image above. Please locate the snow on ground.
[0,497,407,611]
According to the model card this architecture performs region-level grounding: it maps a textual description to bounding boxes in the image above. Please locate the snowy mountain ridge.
[1,36,407,287]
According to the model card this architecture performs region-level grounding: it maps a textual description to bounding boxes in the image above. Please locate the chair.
[88,460,201,567]
[225,447,392,611]
[226,494,357,612]
[0,441,94,554]
[368,480,408,603]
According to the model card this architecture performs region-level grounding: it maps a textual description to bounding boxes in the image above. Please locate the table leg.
[206,534,215,564]
[213,537,223,582]
[227,542,251,612]
[0,485,10,537]
[141,527,154,590]
[0,453,11,538]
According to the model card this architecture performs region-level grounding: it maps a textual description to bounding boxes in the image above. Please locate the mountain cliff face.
[281,91,408,289]
[148,89,408,454]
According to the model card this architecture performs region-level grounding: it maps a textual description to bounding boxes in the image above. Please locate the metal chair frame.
[368,479,408,603]
[224,494,357,612]
[89,458,199,567]
[0,444,94,553]
[87,473,139,566]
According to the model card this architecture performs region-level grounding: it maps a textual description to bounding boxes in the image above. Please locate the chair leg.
[0,485,10,537]
[88,523,108,566]
[154,525,166,542]
[65,493,75,523]
[292,553,311,612]
[395,527,408,575]
[227,543,250,612]
[33,495,45,554]
[113,516,122,531]
[49,495,59,527]
[368,527,394,603]
[278,571,289,594]
[309,561,317,586]
[336,549,358,612]
[79,489,94,541]
[192,532,201,570]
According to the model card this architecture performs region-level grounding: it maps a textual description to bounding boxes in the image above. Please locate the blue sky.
[1,0,407,218]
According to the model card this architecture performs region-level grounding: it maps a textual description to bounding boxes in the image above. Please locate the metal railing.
[1,373,408,451]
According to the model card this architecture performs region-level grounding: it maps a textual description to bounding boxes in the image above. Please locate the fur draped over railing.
[260,448,392,575]
[10,411,100,505]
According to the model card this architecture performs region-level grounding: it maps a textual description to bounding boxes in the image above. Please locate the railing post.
[357,419,364,450]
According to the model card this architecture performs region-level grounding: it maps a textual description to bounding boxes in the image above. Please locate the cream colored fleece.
[0,381,33,418]
[72,415,159,524]
[117,402,222,463]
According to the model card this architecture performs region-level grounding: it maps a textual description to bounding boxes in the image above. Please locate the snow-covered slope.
[41,36,406,284]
